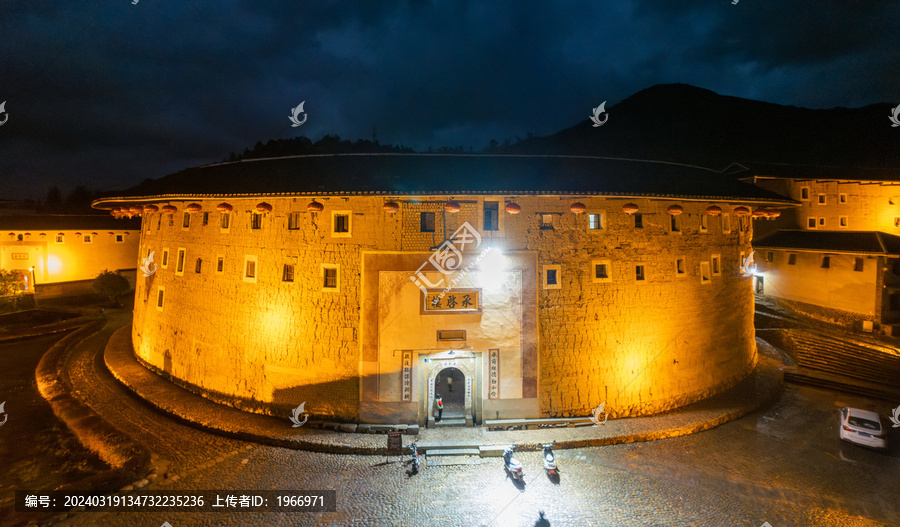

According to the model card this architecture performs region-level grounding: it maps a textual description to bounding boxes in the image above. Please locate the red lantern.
[383,202,400,213]
[767,210,781,218]
[570,202,587,214]
[217,203,233,212]
[143,204,159,213]
[128,206,141,215]
[666,204,684,215]
[505,202,521,214]
[733,206,750,216]
[307,201,324,212]
[444,201,461,213]
[161,205,177,213]
[705,205,722,216]
[256,202,272,213]
[186,203,202,212]
[622,203,639,214]
[752,209,768,217]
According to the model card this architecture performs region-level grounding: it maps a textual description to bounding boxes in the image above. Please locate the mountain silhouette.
[506,83,899,169]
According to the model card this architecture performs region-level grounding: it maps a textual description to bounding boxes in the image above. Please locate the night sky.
[2,1,898,200]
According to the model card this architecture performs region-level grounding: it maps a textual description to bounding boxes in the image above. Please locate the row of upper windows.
[542,255,725,289]
[806,216,850,229]
[155,209,746,236]
[7,233,126,243]
[764,251,865,272]
[799,188,849,205]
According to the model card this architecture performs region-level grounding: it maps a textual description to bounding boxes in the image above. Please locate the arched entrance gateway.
[420,351,479,428]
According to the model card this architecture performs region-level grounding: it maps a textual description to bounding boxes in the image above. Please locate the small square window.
[420,212,435,232]
[55,234,64,243]
[818,194,826,205]
[766,251,773,263]
[437,330,466,341]
[161,249,169,268]
[788,253,797,265]
[216,255,224,274]
[333,212,351,236]
[854,257,864,272]
[243,255,258,283]
[183,212,191,228]
[251,213,262,230]
[116,234,124,243]
[894,217,900,229]
[700,261,711,283]
[288,212,301,230]
[635,264,646,282]
[541,214,554,230]
[282,264,295,282]
[634,213,643,229]
[220,212,231,230]
[83,234,92,243]
[818,217,825,227]
[839,193,847,204]
[202,212,209,226]
[675,257,686,276]
[800,187,810,200]
[195,258,202,273]
[543,265,561,289]
[176,248,186,275]
[322,265,339,291]
[711,255,721,276]
[839,216,848,228]
[156,287,165,311]
[592,259,611,283]
[483,201,499,231]
[821,255,830,269]
[699,214,708,232]
[808,217,817,229]
[588,213,604,230]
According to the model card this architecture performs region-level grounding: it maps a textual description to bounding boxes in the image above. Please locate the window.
[541,214,554,229]
[161,249,169,268]
[711,254,721,276]
[483,201,499,231]
[55,234,64,243]
[157,214,162,230]
[854,257,864,272]
[183,212,191,228]
[420,212,435,233]
[895,217,900,229]
[322,264,340,291]
[202,212,209,226]
[634,213,643,229]
[216,255,224,274]
[251,213,262,230]
[675,257,686,277]
[195,258,202,273]
[220,212,231,230]
[437,330,466,341]
[156,287,165,311]
[635,264,646,282]
[722,213,731,234]
[670,215,681,233]
[83,234,92,243]
[243,255,258,283]
[588,213,605,231]
[116,234,124,243]
[592,259,611,283]
[699,214,708,233]
[788,253,797,265]
[807,217,817,229]
[282,264,295,282]
[176,248,186,276]
[839,193,847,204]
[800,187,810,200]
[839,216,848,228]
[818,194,826,205]
[766,251,773,263]
[818,217,825,227]
[168,214,174,226]
[700,261,711,284]
[543,265,561,289]
[821,255,831,268]
[332,211,351,237]
[288,211,301,230]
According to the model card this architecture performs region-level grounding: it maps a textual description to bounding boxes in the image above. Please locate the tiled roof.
[725,161,900,182]
[0,214,141,231]
[93,154,797,206]
[754,230,900,255]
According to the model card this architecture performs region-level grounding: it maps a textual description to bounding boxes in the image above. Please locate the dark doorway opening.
[435,367,465,419]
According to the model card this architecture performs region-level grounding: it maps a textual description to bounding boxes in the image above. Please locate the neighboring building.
[93,154,796,425]
[0,214,141,296]
[729,162,900,329]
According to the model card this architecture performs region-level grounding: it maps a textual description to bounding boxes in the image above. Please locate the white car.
[839,407,888,451]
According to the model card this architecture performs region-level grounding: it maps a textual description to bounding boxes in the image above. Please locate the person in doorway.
[447,376,453,392]
[435,394,443,422]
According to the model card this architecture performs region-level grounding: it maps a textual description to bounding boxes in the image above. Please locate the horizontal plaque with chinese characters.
[421,288,481,315]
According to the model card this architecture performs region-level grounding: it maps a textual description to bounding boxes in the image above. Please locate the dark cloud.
[0,1,897,200]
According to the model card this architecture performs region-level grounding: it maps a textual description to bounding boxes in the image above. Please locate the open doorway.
[435,367,465,420]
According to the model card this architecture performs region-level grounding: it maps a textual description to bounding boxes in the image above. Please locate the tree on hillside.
[92,270,131,307]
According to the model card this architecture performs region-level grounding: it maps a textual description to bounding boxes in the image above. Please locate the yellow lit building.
[94,155,796,425]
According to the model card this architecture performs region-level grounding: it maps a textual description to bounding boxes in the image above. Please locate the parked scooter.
[502,445,524,481]
[542,443,558,475]
[409,442,421,473]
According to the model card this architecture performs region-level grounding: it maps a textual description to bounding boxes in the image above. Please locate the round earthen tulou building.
[93,154,796,427]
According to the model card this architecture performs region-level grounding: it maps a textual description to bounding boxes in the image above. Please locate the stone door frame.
[421,350,479,428]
